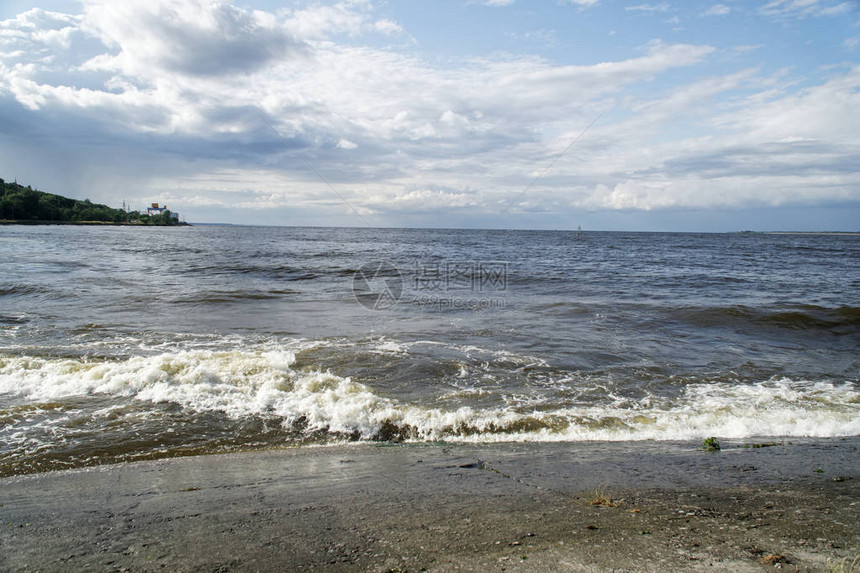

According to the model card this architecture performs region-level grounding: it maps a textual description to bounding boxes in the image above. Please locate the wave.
[0,285,45,297]
[180,263,318,281]
[0,314,29,325]
[674,305,860,335]
[174,290,300,304]
[2,350,858,444]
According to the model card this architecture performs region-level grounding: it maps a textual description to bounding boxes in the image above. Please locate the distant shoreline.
[761,231,860,236]
[0,219,190,226]
[2,221,855,233]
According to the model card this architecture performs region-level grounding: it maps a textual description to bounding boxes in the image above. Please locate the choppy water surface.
[1,225,858,475]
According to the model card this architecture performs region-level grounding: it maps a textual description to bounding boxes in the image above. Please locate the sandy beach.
[2,438,858,572]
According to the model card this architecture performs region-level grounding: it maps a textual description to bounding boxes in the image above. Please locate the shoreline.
[0,220,189,226]
[761,231,860,236]
[2,439,858,572]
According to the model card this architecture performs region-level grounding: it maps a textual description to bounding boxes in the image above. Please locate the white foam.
[1,352,858,441]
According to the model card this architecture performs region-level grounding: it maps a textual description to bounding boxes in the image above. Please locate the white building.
[146,203,179,219]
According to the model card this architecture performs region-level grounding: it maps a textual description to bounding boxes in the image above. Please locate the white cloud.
[366,188,481,213]
[337,138,358,149]
[760,0,855,19]
[819,2,854,15]
[279,1,371,39]
[510,28,559,46]
[577,170,859,211]
[0,8,88,71]
[626,3,671,13]
[80,0,303,77]
[372,19,404,36]
[716,65,860,144]
[733,44,764,54]
[561,64,860,213]
[704,4,731,16]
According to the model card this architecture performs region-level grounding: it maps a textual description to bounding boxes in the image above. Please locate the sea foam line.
[1,351,858,441]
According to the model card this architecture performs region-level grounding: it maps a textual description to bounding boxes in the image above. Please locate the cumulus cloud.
[80,0,304,77]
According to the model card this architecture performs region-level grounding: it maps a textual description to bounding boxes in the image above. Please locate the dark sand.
[2,439,858,572]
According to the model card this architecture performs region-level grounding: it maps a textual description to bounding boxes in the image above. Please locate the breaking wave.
[2,349,858,449]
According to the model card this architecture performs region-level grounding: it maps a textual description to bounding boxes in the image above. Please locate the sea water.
[1,225,858,475]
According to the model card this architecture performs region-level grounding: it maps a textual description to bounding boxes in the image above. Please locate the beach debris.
[588,486,621,507]
[759,553,787,565]
[702,437,721,452]
[826,555,860,573]
[459,458,503,475]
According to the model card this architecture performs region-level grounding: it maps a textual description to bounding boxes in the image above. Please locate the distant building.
[147,203,179,220]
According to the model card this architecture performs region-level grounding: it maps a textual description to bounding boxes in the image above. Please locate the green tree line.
[0,178,182,225]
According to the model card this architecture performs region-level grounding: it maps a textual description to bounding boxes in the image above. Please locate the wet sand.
[2,439,858,572]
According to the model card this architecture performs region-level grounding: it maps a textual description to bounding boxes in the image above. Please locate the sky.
[0,0,858,231]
